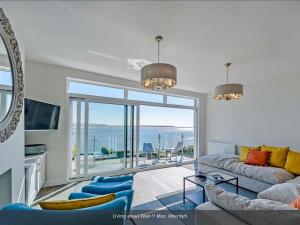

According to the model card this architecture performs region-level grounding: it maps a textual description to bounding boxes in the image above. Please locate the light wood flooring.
[132,166,195,207]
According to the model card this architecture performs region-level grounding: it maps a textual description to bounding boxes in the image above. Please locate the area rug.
[156,183,257,225]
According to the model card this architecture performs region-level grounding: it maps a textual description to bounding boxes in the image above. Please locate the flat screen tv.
[25,98,60,130]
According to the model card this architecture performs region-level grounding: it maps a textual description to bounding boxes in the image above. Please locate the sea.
[72,125,194,154]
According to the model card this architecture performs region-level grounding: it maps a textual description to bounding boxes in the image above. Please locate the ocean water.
[72,125,194,154]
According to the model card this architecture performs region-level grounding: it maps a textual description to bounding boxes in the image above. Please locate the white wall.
[0,21,25,204]
[207,73,300,152]
[0,115,25,204]
[25,60,206,186]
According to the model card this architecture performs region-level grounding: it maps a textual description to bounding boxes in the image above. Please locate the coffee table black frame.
[183,171,239,204]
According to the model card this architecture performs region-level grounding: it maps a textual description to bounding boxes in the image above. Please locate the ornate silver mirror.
[0,8,24,142]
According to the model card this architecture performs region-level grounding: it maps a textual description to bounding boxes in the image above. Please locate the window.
[68,80,196,106]
[167,96,195,106]
[68,81,124,99]
[139,105,195,161]
[128,90,163,103]
[68,80,198,179]
[0,70,12,86]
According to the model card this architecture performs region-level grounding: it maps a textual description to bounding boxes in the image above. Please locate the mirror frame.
[0,8,24,142]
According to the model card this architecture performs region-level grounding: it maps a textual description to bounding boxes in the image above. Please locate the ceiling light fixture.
[214,63,243,101]
[141,35,177,90]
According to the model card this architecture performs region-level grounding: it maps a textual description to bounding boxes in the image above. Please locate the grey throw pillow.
[258,183,300,204]
[204,184,300,225]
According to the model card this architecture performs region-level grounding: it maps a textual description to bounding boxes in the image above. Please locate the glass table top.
[185,171,237,186]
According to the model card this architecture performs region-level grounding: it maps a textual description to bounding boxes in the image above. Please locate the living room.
[0,1,299,225]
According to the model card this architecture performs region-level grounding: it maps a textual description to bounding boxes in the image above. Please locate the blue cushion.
[68,192,96,200]
[89,180,133,188]
[1,203,31,211]
[92,175,133,183]
[82,181,132,195]
[116,190,133,211]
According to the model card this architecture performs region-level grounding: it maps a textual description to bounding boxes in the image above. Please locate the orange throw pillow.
[245,150,270,166]
[290,196,300,209]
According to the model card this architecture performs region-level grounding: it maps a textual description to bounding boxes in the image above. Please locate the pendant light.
[141,35,177,90]
[214,63,243,100]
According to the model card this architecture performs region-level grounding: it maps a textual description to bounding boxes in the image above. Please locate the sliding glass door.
[68,80,198,179]
[70,99,137,178]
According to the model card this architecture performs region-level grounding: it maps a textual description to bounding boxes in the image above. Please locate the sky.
[70,82,194,127]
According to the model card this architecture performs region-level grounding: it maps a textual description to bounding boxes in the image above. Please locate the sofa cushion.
[246,198,295,210]
[261,145,289,168]
[284,150,300,175]
[258,183,300,204]
[205,184,300,225]
[39,193,115,210]
[286,176,300,184]
[199,154,294,184]
[205,184,250,210]
[245,150,270,166]
[239,146,261,162]
[290,196,300,209]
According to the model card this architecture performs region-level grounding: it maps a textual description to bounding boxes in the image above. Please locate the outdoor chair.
[140,143,158,165]
[165,141,184,162]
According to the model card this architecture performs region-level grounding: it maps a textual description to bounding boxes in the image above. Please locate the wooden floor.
[132,166,195,207]
[40,165,196,209]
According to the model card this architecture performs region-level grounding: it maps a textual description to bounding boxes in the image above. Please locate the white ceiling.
[2,1,300,93]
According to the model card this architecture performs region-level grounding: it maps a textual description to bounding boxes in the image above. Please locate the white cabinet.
[36,155,46,190]
[24,152,47,206]
[25,163,37,206]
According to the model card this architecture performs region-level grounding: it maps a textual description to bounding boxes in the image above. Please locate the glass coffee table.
[183,171,239,204]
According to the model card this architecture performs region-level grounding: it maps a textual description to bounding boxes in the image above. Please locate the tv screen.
[25,98,60,130]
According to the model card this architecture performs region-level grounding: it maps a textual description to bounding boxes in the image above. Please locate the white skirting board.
[207,141,236,155]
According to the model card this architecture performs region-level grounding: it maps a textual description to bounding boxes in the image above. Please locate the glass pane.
[71,100,77,178]
[0,70,13,121]
[139,105,195,166]
[125,105,136,169]
[70,100,84,178]
[68,82,124,98]
[167,96,195,106]
[6,93,11,112]
[128,90,163,103]
[0,70,12,86]
[80,101,85,176]
[87,102,126,174]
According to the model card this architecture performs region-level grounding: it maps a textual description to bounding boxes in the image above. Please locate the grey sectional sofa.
[198,153,295,193]
[195,153,300,225]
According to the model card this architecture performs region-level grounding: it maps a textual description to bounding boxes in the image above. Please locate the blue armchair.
[0,198,126,225]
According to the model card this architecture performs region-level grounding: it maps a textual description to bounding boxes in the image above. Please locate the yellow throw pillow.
[239,146,261,162]
[284,150,300,175]
[39,193,115,210]
[261,145,289,168]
